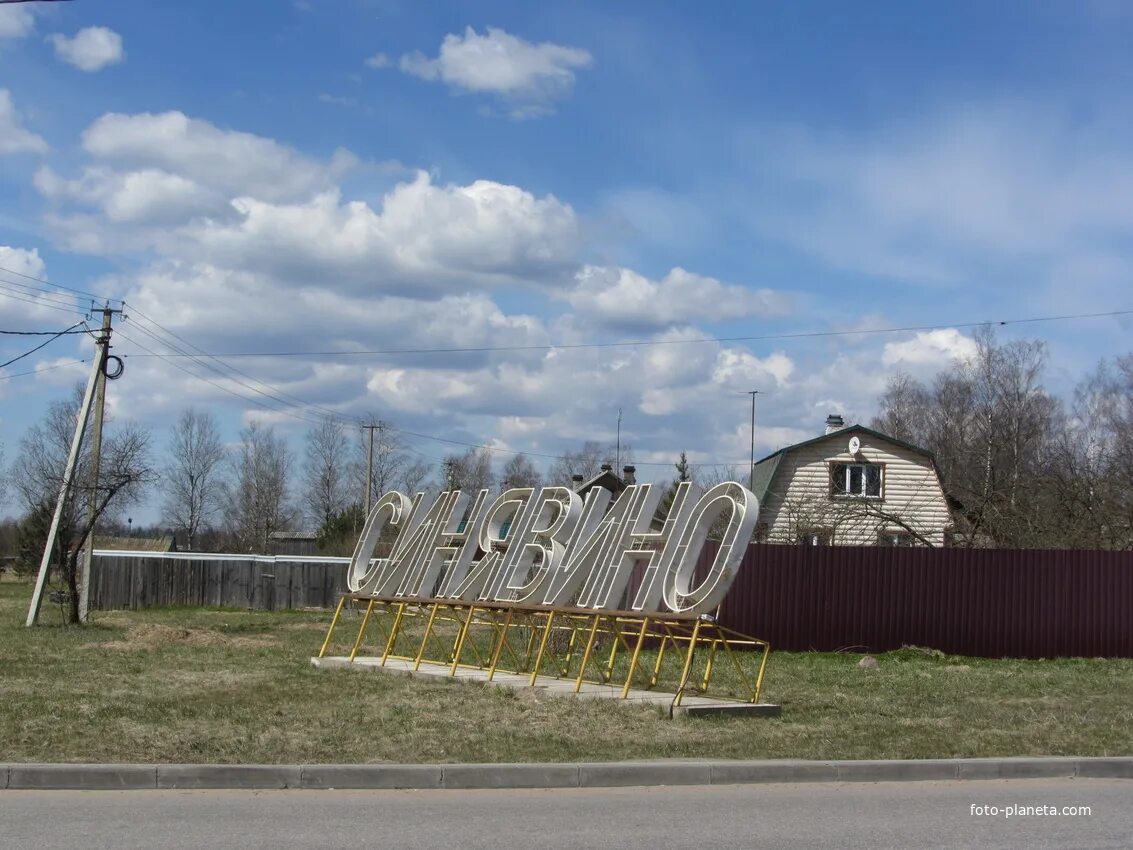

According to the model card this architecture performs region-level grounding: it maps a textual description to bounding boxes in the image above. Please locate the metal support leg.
[348,599,376,662]
[318,596,346,658]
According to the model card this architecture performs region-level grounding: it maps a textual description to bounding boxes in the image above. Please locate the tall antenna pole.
[615,407,622,471]
[747,390,761,488]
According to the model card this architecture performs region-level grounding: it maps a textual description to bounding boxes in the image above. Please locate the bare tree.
[10,387,154,622]
[873,327,1068,547]
[870,372,931,445]
[161,407,226,550]
[302,417,353,528]
[500,452,541,489]
[399,456,431,494]
[440,447,494,492]
[224,420,295,552]
[547,441,633,485]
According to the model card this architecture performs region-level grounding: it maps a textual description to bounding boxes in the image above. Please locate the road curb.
[1,758,1130,790]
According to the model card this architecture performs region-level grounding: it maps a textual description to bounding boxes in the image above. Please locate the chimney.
[622,465,636,485]
[571,473,584,491]
[825,414,845,434]
[600,463,613,473]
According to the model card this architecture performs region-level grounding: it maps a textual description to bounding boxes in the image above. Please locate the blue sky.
[2,1,1132,520]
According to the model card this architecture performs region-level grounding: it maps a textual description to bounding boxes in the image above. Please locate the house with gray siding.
[750,415,951,546]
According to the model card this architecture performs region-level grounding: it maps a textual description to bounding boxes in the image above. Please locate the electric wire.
[0,262,121,305]
[114,326,338,429]
[0,327,89,336]
[122,306,355,425]
[116,308,1133,360]
[114,329,338,428]
[0,284,87,318]
[0,321,86,370]
[0,359,87,382]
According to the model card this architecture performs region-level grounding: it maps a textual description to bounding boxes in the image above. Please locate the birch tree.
[162,407,226,550]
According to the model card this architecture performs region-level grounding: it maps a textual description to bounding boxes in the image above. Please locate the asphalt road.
[1,779,1128,849]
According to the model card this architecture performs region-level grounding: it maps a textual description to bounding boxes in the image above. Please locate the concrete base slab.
[311,655,781,719]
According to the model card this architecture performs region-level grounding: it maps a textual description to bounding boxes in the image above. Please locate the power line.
[0,321,87,370]
[0,327,90,336]
[0,262,120,305]
[114,328,338,429]
[121,310,357,426]
[0,283,87,318]
[0,359,87,382]
[116,308,1133,360]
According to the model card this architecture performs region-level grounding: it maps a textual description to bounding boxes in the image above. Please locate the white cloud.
[186,171,579,293]
[49,26,125,72]
[882,329,978,368]
[0,89,47,155]
[399,27,592,117]
[567,265,788,330]
[0,5,35,41]
[364,52,390,69]
[0,245,46,279]
[0,246,72,325]
[81,111,354,201]
[35,166,227,224]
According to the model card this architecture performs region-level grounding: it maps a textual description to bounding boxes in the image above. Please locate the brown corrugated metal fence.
[712,544,1133,658]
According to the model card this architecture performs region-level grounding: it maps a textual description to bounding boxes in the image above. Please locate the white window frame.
[830,462,883,499]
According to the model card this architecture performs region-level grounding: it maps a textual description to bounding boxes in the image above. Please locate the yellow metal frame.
[316,593,773,704]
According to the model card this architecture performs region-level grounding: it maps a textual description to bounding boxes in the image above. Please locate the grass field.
[1,582,1131,764]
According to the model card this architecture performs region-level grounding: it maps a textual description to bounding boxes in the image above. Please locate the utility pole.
[361,421,379,514]
[79,304,121,623]
[747,390,761,489]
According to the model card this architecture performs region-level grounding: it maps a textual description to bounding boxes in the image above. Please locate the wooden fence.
[92,544,1133,658]
[90,551,350,611]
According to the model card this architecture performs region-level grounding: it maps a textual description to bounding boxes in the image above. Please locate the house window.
[831,462,881,498]
[877,530,917,547]
[796,527,833,546]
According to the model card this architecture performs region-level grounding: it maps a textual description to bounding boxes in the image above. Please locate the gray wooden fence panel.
[91,551,352,612]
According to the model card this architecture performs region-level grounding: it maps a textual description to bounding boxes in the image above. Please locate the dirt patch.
[83,622,275,651]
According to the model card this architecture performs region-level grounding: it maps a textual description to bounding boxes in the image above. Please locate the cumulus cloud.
[81,111,354,201]
[567,265,788,330]
[398,27,592,117]
[185,172,579,293]
[0,5,35,41]
[0,89,47,155]
[49,26,125,72]
[882,329,978,368]
[35,165,228,224]
[0,245,46,279]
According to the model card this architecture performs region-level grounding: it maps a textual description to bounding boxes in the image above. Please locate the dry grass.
[1,583,1131,764]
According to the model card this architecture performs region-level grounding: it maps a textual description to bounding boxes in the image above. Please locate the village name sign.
[347,480,760,616]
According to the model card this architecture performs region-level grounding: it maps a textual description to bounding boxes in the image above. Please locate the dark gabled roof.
[748,453,782,505]
[748,424,942,505]
[752,424,936,468]
[575,469,625,498]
